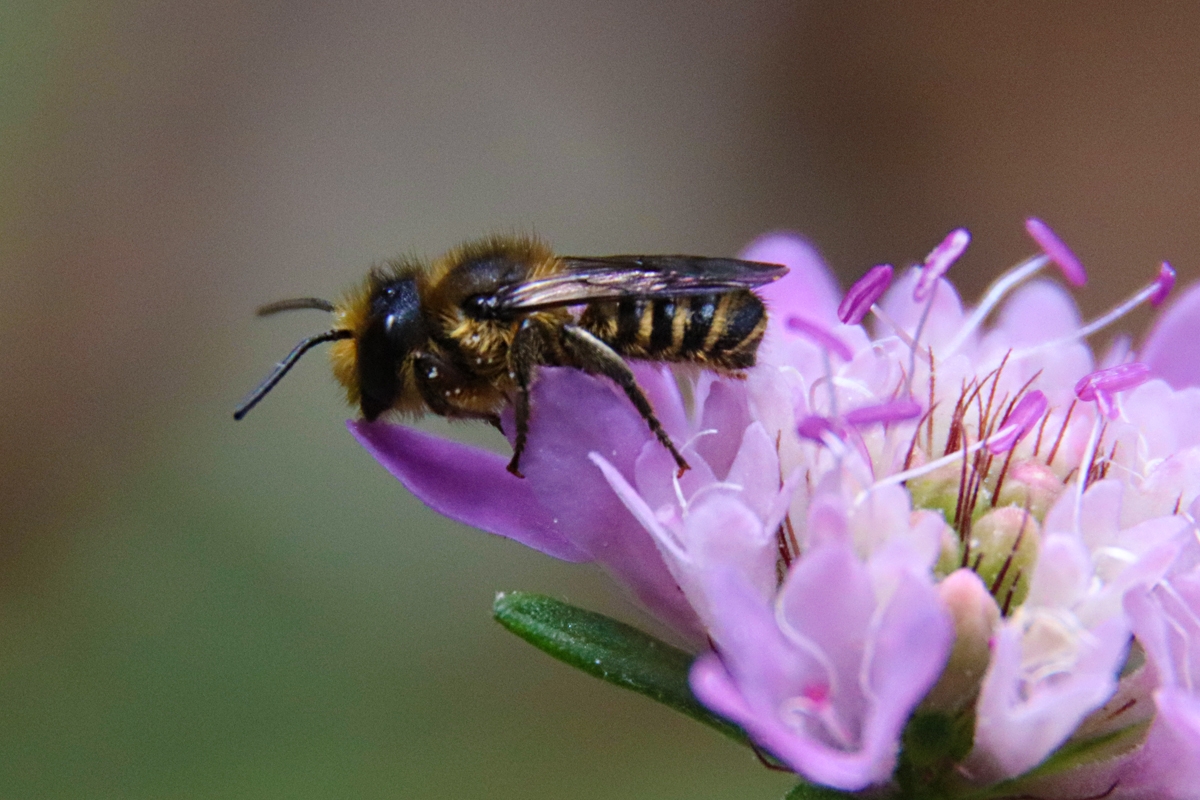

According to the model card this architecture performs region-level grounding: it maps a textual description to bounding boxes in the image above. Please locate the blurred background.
[3,2,1199,797]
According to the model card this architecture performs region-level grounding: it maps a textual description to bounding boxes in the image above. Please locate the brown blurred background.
[2,2,1198,797]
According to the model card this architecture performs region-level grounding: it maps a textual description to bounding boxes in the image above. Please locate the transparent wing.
[492,255,787,312]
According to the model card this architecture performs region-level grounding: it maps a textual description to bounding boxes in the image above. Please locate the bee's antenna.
[234,329,353,420]
[256,297,335,316]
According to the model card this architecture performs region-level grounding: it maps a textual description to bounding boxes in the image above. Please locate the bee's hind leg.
[559,325,690,476]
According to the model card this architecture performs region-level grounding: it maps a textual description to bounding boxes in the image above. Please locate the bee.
[234,235,786,477]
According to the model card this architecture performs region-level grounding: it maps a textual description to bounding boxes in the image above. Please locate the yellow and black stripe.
[578,290,766,370]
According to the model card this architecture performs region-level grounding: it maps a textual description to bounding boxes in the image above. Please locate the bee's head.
[234,266,429,423]
[356,277,425,420]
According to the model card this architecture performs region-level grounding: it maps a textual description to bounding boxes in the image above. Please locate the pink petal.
[859,568,956,758]
[724,422,786,520]
[349,420,589,562]
[693,376,752,480]
[684,494,779,608]
[786,315,855,361]
[630,362,691,441]
[511,368,702,637]
[777,546,875,669]
[1113,688,1200,798]
[991,279,1083,346]
[878,267,966,350]
[690,654,757,727]
[982,279,1094,398]
[694,567,806,699]
[690,548,951,792]
[631,435,719,521]
[692,565,896,790]
[741,232,841,321]
[1126,571,1200,701]
[1142,282,1200,389]
[742,232,841,366]
[971,615,1129,780]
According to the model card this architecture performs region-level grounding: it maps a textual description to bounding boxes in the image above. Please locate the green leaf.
[492,591,749,745]
[783,781,861,799]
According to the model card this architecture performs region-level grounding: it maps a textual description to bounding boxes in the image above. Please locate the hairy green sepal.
[494,592,858,799]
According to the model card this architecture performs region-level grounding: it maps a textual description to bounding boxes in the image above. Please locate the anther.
[843,399,923,428]
[915,228,970,302]
[797,415,839,444]
[1075,363,1151,401]
[838,264,893,325]
[986,390,1047,454]
[1025,217,1088,286]
[1075,362,1151,419]
[1151,261,1176,307]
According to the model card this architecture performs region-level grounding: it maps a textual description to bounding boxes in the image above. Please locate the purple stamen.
[914,228,970,302]
[1074,363,1151,402]
[1025,217,1087,287]
[1075,363,1150,418]
[843,399,923,428]
[987,390,1048,454]
[1150,261,1176,307]
[786,316,855,361]
[838,264,894,325]
[797,415,840,443]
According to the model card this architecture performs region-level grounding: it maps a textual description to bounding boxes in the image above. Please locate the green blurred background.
[3,2,1199,797]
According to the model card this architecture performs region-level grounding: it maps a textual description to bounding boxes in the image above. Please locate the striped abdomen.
[577,290,767,370]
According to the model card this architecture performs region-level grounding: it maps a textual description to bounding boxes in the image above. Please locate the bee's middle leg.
[559,325,690,475]
[507,318,560,477]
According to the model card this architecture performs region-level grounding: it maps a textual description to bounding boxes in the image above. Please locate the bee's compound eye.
[376,279,423,353]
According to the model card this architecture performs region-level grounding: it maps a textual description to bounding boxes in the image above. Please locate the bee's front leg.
[412,351,502,431]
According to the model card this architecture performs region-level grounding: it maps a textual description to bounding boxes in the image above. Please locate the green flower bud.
[967,506,1040,613]
[993,459,1065,520]
[923,569,1002,713]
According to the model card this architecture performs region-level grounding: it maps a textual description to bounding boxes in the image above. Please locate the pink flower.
[353,221,1200,797]
[1114,564,1200,799]
[690,542,951,791]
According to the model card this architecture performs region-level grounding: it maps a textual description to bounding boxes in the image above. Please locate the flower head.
[354,221,1200,798]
